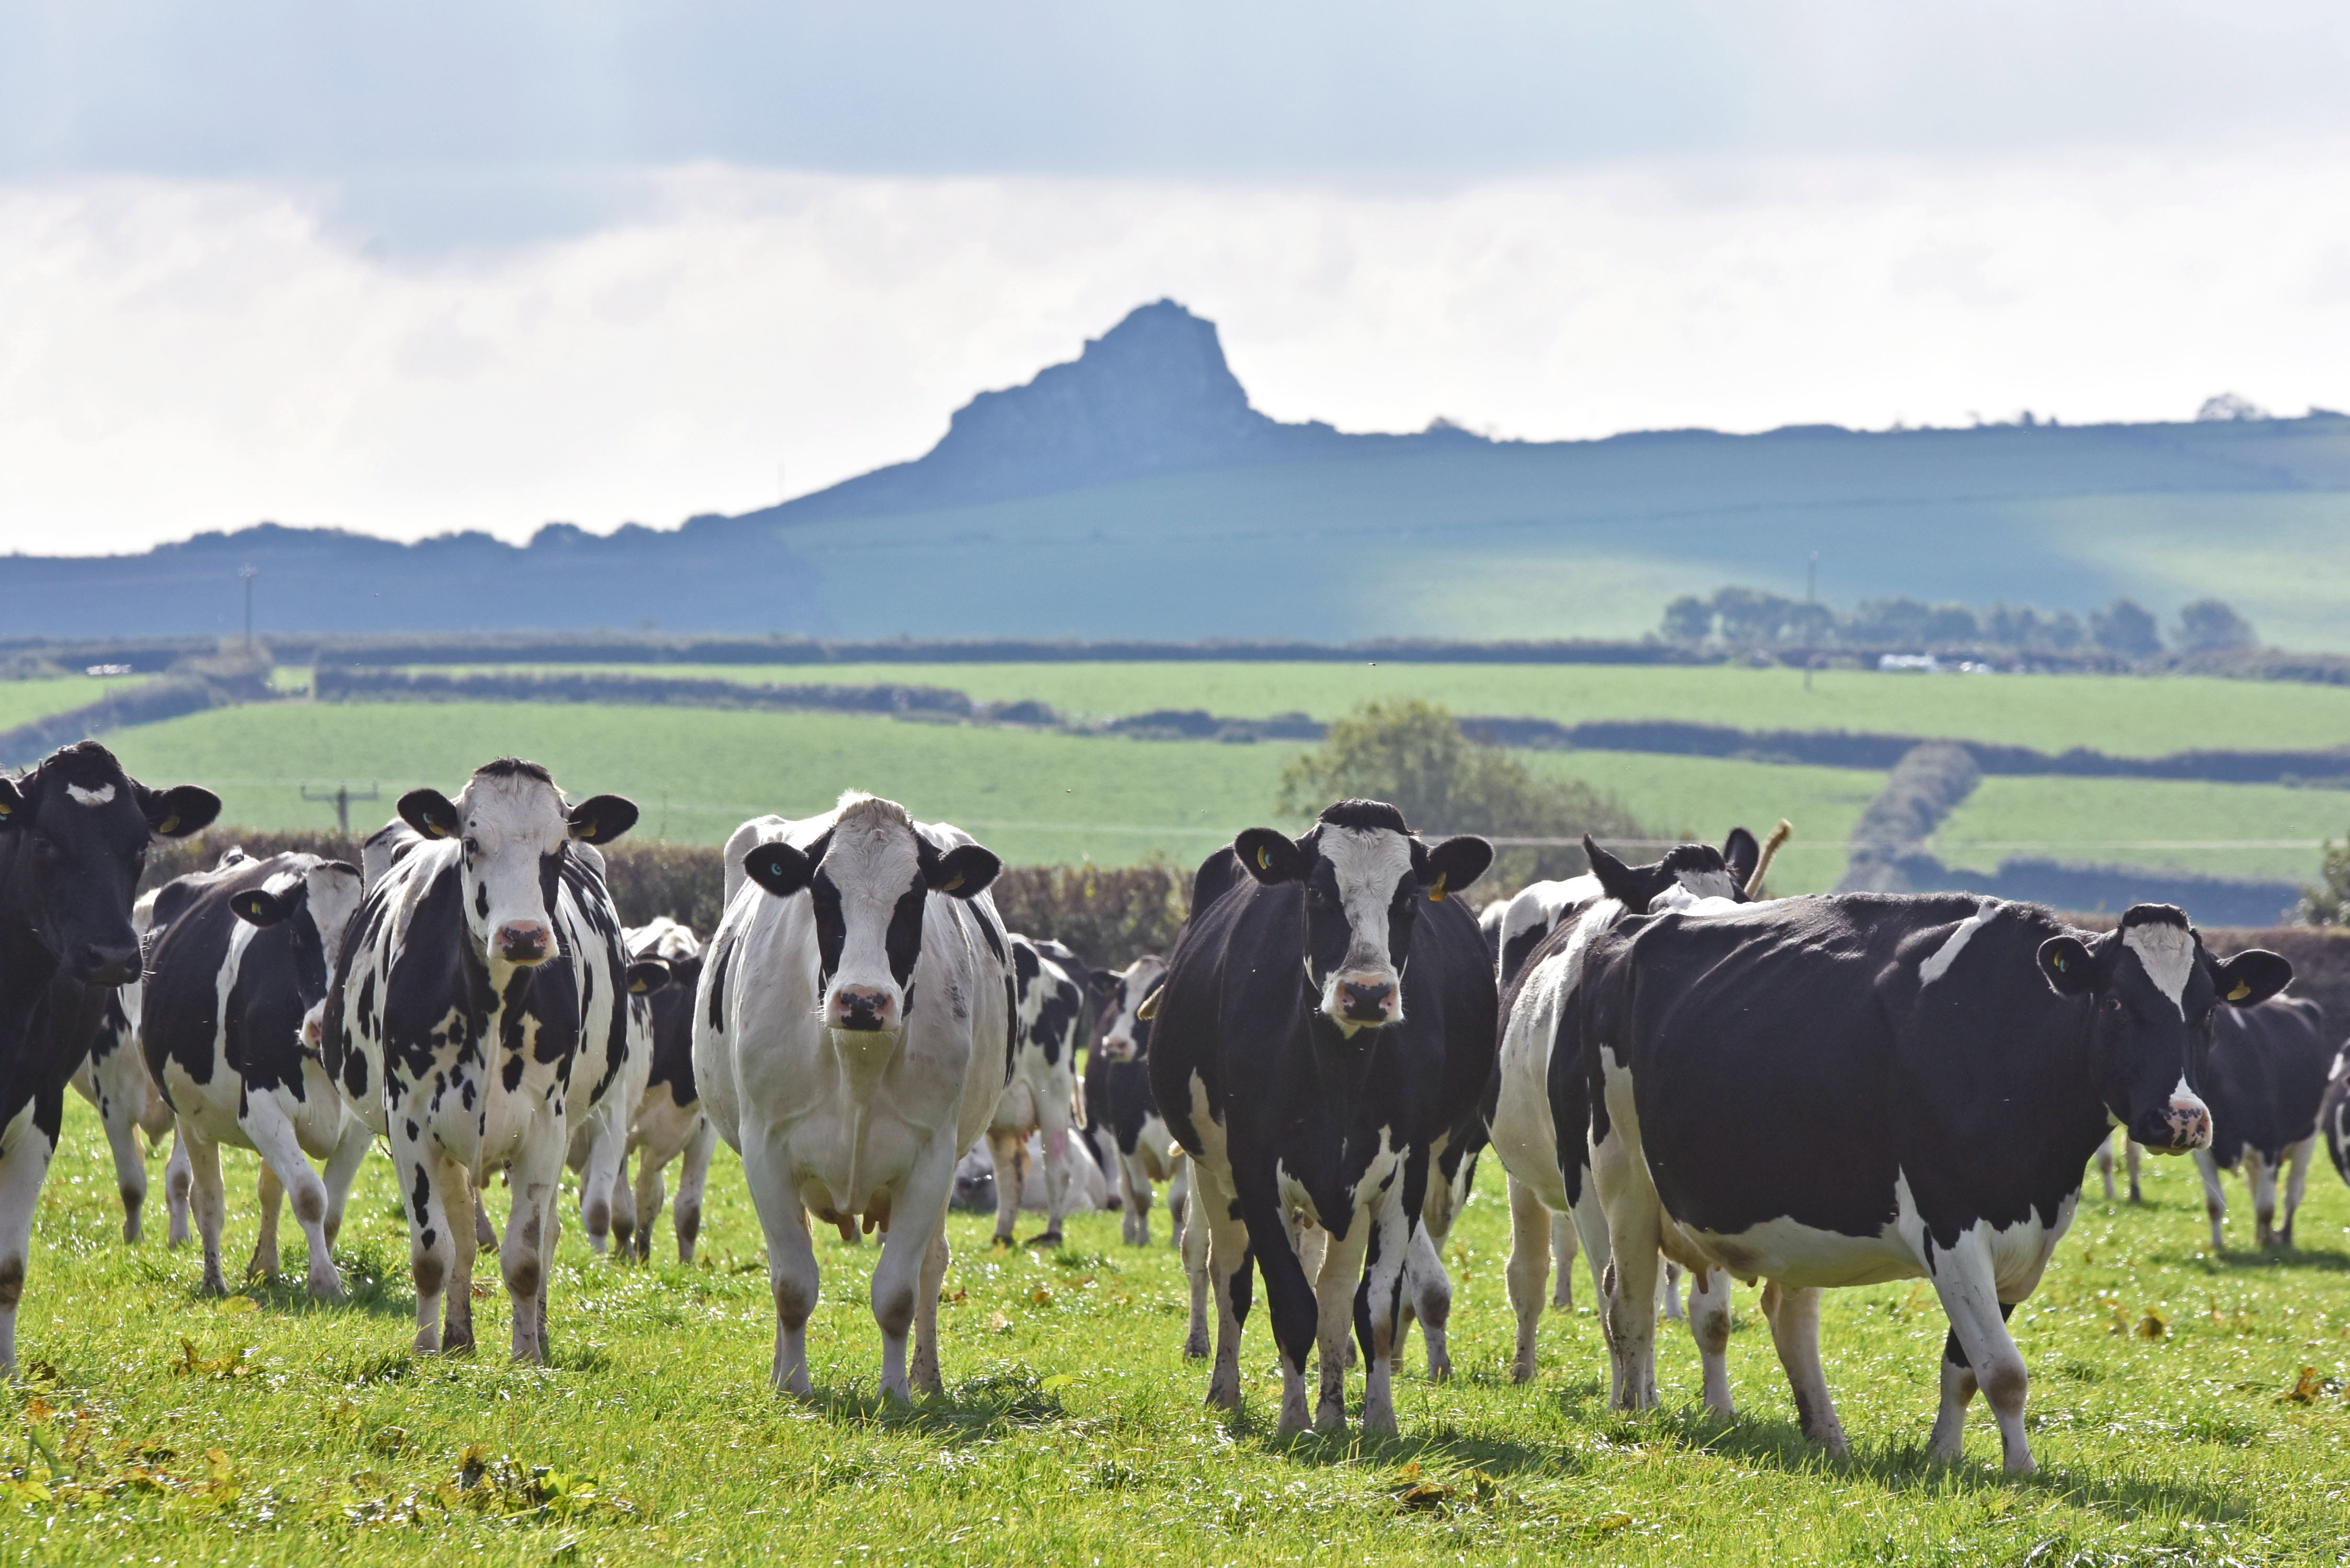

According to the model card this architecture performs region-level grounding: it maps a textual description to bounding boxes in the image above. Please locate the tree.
[2172,597,2256,653]
[2090,598,2162,658]
[1711,586,1796,644]
[2296,833,2350,926]
[1660,595,1714,643]
[1920,604,1981,645]
[1276,699,1646,887]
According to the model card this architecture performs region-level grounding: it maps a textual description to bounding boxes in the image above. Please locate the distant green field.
[1933,778,2349,885]
[365,661,2350,760]
[0,675,149,732]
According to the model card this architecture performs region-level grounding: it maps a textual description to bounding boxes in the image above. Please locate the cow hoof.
[1183,1334,1210,1361]
[1361,1405,1398,1438]
[1025,1231,1063,1250]
[309,1272,346,1302]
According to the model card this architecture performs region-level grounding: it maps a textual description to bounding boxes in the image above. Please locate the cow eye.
[462,836,480,856]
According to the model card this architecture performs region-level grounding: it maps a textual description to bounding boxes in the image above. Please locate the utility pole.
[301,781,380,835]
[239,564,258,651]
[1804,550,1818,691]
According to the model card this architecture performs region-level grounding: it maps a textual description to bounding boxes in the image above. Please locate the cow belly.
[769,1110,932,1219]
[1674,1214,1921,1289]
[1135,1114,1179,1183]
[992,1079,1039,1135]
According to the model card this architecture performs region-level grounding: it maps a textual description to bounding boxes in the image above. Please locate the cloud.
[4,148,2348,556]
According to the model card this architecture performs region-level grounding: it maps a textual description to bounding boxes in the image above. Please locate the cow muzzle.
[74,941,143,988]
[1100,1034,1138,1062]
[828,984,896,1033]
[494,920,554,966]
[2133,1090,2213,1153]
[1325,970,1400,1028]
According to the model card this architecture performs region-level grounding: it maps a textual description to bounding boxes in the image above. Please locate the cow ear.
[1090,969,1122,997]
[743,840,816,898]
[398,788,461,840]
[2213,949,2293,1008]
[140,783,221,839]
[0,776,24,831]
[926,843,1001,900]
[231,887,297,928]
[1584,835,1648,906]
[2037,936,2098,996]
[1721,827,1760,890]
[568,794,639,846]
[1415,834,1494,901]
[1235,827,1309,885]
[626,958,672,996]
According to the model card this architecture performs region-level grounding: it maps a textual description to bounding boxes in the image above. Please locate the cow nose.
[832,986,892,1031]
[495,921,552,965]
[77,942,142,987]
[1102,1034,1135,1060]
[2135,1101,2213,1152]
[1338,978,1396,1023]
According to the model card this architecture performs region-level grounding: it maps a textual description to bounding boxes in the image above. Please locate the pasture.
[364,661,2350,759]
[1933,778,2350,886]
[0,674,151,733]
[9,1096,2350,1564]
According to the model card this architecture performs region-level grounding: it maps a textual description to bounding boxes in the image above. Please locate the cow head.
[397,758,637,969]
[1583,831,1756,912]
[740,792,999,1036]
[2037,904,2291,1152]
[1234,800,1492,1035]
[1091,954,1167,1062]
[228,855,365,1046]
[0,741,218,985]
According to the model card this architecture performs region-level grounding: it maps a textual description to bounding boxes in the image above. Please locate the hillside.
[12,301,2350,645]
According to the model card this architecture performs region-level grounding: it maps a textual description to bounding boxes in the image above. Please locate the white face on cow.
[1095,954,1167,1061]
[397,760,637,968]
[740,791,1003,1037]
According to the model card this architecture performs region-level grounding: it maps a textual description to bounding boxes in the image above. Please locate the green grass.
[11,1095,2350,1564]
[352,662,2350,760]
[1932,779,2350,885]
[0,676,150,732]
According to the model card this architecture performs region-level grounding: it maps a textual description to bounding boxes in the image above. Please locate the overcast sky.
[6,2,2350,553]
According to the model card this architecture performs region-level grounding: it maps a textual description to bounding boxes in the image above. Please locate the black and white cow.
[695,792,1012,1400]
[2098,994,2333,1250]
[982,935,1090,1248]
[562,940,671,1256]
[0,740,217,1370]
[70,882,184,1244]
[2322,1049,2350,1203]
[1580,896,2290,1472]
[325,758,639,1360]
[1149,800,1495,1435]
[1488,837,1754,1390]
[617,917,719,1263]
[142,850,371,1298]
[1084,955,1192,1253]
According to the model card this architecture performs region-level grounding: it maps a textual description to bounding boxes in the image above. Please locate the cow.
[953,1128,1113,1215]
[70,883,185,1245]
[1580,895,2291,1473]
[982,934,1090,1248]
[694,792,1012,1400]
[142,851,371,1298]
[2323,1051,2350,1202]
[616,917,719,1263]
[2099,994,2333,1250]
[1084,955,1192,1252]
[1149,800,1495,1435]
[561,943,672,1256]
[1488,837,1756,1391]
[324,758,639,1361]
[0,740,218,1371]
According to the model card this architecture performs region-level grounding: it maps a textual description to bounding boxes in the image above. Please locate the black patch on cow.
[883,877,927,987]
[706,936,732,1029]
[411,1164,431,1218]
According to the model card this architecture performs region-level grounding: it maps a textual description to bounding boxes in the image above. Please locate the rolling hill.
[13,300,2350,646]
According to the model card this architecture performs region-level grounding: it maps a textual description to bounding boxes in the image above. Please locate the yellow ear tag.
[1427,873,1447,903]
[1257,845,1273,871]
[157,815,177,835]
[577,822,597,840]
[0,800,13,817]
[1136,986,1162,1021]
[2053,954,2067,971]
[2228,982,2252,1001]
[942,873,964,892]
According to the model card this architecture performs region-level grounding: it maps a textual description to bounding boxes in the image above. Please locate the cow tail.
[1070,1068,1089,1131]
[1003,973,1018,1086]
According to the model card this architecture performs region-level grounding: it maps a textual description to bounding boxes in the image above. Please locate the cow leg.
[1925,1235,2031,1473]
[1306,1212,1371,1433]
[984,1129,1023,1247]
[182,1129,231,1296]
[1686,1264,1735,1419]
[672,1118,716,1264]
[399,1133,464,1353]
[1192,1160,1254,1409]
[573,1100,625,1256]
[1029,1120,1072,1248]
[742,1137,820,1397]
[163,1128,192,1247]
[249,1162,284,1281]
[318,1115,374,1250]
[1167,1152,1191,1248]
[1506,1174,1554,1381]
[1178,1168,1213,1360]
[631,1147,669,1264]
[473,1189,500,1254]
[1118,1149,1152,1247]
[0,1107,60,1374]
[873,1152,954,1401]
[441,1161,479,1352]
[910,1223,952,1398]
[1401,1218,1453,1383]
[1759,1281,1848,1454]
[2247,1148,2278,1248]
[503,1110,565,1364]
[1661,1259,1686,1321]
[239,1091,342,1298]
[2279,1134,2317,1248]
[2194,1147,2228,1253]
[2125,1138,2142,1203]
[1356,1184,1414,1437]
[82,1060,151,1243]
[2096,1131,2117,1201]
[608,1148,639,1263]
[1590,1096,1661,1412]
[1551,1210,1577,1310]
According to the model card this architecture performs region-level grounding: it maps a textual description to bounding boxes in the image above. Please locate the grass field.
[0,675,150,732]
[355,662,2350,760]
[9,1093,2350,1564]
[1934,779,2350,885]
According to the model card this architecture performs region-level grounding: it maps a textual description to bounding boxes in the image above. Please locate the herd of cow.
[6,739,2350,1476]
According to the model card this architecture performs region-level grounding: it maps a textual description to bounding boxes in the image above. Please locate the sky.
[5,2,2350,554]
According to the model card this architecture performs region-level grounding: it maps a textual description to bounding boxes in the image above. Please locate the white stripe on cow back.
[1489,896,1625,1213]
[2122,920,2196,1017]
[1919,900,2001,987]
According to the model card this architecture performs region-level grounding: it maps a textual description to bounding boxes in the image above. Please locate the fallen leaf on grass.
[1030,1287,1053,1307]
[1591,1511,1635,1536]
[171,1340,250,1379]
[2282,1367,2325,1404]
[2137,1309,2169,1341]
